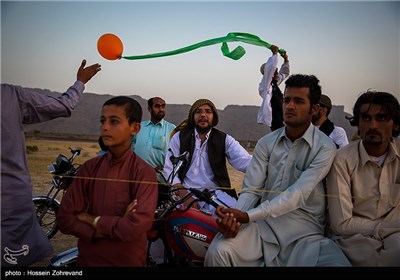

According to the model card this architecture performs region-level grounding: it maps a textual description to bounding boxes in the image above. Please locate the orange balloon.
[97,33,123,60]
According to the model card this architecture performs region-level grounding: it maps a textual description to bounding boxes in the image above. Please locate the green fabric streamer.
[121,32,286,61]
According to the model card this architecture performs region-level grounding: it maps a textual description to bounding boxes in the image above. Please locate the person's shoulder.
[262,128,283,140]
[162,119,174,125]
[78,155,103,171]
[224,132,242,146]
[1,83,12,88]
[212,127,227,136]
[1,83,30,95]
[131,151,153,169]
[314,126,336,148]
[131,152,157,178]
[334,126,346,133]
[85,155,103,164]
[255,128,283,149]
[1,83,18,88]
[335,140,359,158]
[392,137,400,152]
[163,119,176,129]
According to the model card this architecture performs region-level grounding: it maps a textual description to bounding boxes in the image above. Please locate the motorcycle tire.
[33,197,59,239]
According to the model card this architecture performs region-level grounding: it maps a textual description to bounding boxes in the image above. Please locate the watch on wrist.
[93,216,100,228]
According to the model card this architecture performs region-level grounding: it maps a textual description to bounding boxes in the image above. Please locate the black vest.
[270,80,284,131]
[319,119,339,149]
[178,128,237,199]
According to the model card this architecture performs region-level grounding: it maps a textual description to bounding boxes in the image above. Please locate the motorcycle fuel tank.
[164,208,218,262]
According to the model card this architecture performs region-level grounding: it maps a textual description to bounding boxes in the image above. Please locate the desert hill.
[21,87,357,142]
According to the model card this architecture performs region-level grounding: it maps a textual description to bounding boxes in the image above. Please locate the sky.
[1,0,399,113]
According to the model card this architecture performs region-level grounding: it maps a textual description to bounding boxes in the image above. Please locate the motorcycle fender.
[32,195,61,206]
[49,247,79,267]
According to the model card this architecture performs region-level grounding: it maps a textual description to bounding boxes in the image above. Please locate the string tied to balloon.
[97,32,286,61]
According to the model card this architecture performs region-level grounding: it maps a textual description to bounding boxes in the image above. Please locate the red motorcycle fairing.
[164,208,218,262]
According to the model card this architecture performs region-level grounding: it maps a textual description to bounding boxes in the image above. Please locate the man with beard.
[163,99,252,214]
[131,97,176,183]
[131,97,176,266]
[326,91,400,266]
[312,94,349,148]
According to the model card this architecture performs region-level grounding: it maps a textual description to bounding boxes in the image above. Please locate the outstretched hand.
[77,59,101,84]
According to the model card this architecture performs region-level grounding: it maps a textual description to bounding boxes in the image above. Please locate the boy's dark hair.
[98,136,108,152]
[103,96,142,124]
[284,74,322,106]
[348,90,400,137]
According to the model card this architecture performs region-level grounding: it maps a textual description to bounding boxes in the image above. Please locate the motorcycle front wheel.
[33,197,59,239]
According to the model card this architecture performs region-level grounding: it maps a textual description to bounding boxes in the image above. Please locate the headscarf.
[186,99,219,128]
[170,99,219,137]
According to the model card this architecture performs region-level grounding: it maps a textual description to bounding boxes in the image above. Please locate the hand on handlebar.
[215,206,249,238]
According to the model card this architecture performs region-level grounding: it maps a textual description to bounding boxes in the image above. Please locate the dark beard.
[312,111,321,124]
[195,124,211,134]
[363,131,383,146]
[154,113,165,121]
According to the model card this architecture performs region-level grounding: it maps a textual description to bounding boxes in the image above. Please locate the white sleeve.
[162,132,182,185]
[258,54,279,95]
[225,134,252,173]
[276,61,290,85]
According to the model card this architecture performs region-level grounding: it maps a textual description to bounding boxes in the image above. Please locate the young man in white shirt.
[312,94,349,148]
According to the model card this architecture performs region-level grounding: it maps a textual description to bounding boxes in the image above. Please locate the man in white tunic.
[205,74,350,267]
[326,91,400,266]
[257,45,289,131]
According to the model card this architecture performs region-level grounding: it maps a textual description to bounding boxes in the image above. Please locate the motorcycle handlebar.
[186,188,230,208]
[169,150,189,165]
[165,150,230,209]
[69,147,81,160]
[48,148,81,175]
[188,188,219,208]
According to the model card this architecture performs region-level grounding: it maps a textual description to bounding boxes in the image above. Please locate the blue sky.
[1,1,399,113]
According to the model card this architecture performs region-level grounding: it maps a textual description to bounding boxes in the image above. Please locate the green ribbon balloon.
[121,32,286,61]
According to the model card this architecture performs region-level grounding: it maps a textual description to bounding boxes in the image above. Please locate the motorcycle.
[48,150,228,267]
[33,147,81,239]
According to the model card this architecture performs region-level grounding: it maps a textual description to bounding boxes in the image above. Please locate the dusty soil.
[26,138,247,267]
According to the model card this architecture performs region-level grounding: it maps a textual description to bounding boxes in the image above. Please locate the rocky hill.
[21,87,357,142]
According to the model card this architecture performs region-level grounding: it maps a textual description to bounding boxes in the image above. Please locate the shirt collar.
[359,140,370,165]
[359,137,400,165]
[194,127,212,140]
[144,119,164,127]
[105,147,132,166]
[279,123,314,147]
